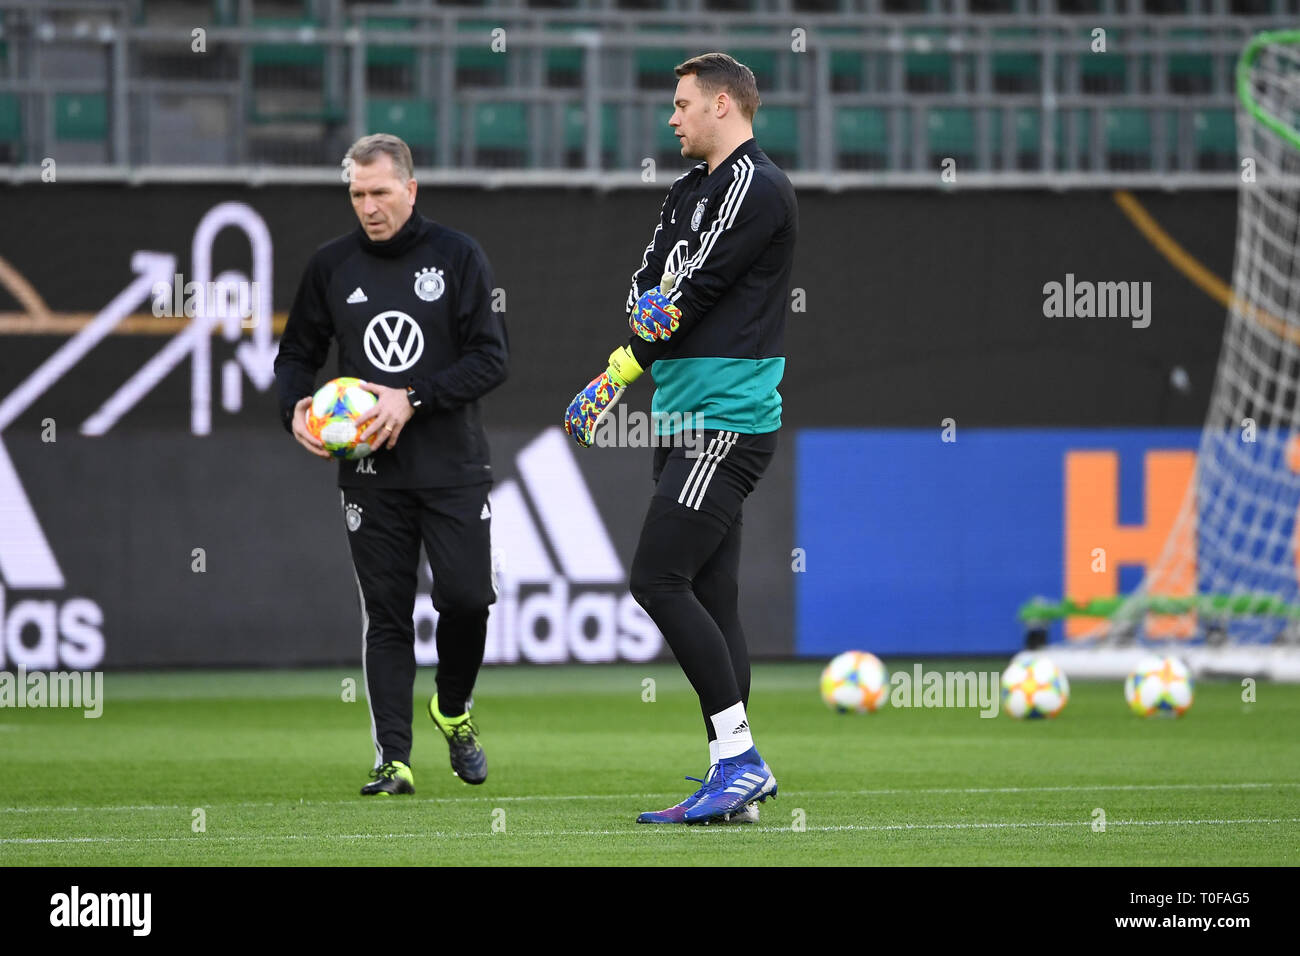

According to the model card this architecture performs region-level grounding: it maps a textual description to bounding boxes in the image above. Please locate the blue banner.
[795,429,1201,656]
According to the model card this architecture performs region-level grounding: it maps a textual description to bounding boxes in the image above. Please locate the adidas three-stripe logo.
[724,771,769,796]
[677,431,738,511]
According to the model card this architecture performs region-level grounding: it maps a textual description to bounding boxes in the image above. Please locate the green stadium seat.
[905,29,952,93]
[1194,109,1236,169]
[363,16,417,72]
[1168,28,1212,94]
[1105,107,1152,169]
[545,23,599,86]
[835,107,888,168]
[1005,109,1077,169]
[927,107,975,160]
[837,107,887,153]
[471,102,527,149]
[1194,109,1235,154]
[55,93,107,142]
[457,20,507,86]
[826,27,868,92]
[368,98,439,148]
[992,27,1040,92]
[564,103,619,162]
[0,92,20,142]
[636,26,689,90]
[211,0,238,26]
[251,18,325,70]
[732,26,780,90]
[465,101,528,166]
[753,106,798,167]
[1080,28,1129,93]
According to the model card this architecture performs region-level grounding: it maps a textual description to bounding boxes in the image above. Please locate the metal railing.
[0,0,1295,186]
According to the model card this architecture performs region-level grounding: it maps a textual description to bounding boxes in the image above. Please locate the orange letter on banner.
[1064,450,1196,639]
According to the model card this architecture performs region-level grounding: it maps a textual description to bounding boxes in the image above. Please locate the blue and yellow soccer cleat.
[360,760,415,796]
[429,694,488,785]
[636,765,762,824]
[681,747,777,824]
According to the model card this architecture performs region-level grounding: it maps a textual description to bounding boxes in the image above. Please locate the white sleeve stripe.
[668,156,756,305]
[673,159,751,296]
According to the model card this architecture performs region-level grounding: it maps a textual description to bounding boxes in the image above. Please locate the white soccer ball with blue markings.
[1125,655,1194,718]
[1001,655,1069,719]
[820,650,889,714]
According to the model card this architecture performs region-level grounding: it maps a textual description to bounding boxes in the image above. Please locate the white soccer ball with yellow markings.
[1125,655,1194,718]
[820,650,889,714]
[1001,655,1069,719]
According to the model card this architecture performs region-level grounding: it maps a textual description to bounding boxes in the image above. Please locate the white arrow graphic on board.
[84,202,277,435]
[0,250,177,433]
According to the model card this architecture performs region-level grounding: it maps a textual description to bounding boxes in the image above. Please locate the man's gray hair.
[345,133,414,182]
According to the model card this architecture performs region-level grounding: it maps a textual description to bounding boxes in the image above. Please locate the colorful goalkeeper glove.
[564,346,644,447]
[629,273,683,342]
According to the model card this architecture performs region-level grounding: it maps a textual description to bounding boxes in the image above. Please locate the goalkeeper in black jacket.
[563,53,797,824]
[275,134,508,796]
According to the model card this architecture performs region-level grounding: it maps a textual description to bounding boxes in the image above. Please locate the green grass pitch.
[2,661,1298,866]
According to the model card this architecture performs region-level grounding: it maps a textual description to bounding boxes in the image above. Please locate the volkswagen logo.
[363,310,424,372]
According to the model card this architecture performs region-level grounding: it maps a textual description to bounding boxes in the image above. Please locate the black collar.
[358,208,426,258]
[707,138,759,179]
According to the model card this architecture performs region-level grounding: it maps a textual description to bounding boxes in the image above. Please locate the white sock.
[708,739,719,771]
[710,702,753,760]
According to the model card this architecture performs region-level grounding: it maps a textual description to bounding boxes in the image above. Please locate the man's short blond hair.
[345,133,414,182]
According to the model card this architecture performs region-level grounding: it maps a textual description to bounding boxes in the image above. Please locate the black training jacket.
[274,209,508,488]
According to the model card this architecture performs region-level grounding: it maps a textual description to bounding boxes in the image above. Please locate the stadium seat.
[457,19,507,87]
[825,27,868,92]
[467,101,528,166]
[563,102,619,166]
[835,107,888,169]
[927,107,975,165]
[251,17,325,71]
[368,98,438,149]
[1105,107,1152,170]
[905,28,953,93]
[1079,28,1129,93]
[1168,28,1212,94]
[992,27,1040,93]
[0,92,20,148]
[636,27,688,90]
[55,93,107,142]
[753,106,799,168]
[1194,108,1236,170]
[545,22,599,87]
[362,15,418,74]
[732,26,780,90]
[211,0,237,26]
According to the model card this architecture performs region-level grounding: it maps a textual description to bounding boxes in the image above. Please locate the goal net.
[1024,31,1300,680]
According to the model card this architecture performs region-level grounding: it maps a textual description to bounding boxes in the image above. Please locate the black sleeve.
[624,181,678,315]
[666,171,783,326]
[409,240,508,412]
[274,252,334,433]
[627,172,785,370]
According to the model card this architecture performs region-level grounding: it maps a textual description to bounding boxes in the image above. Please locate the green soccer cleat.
[428,694,488,785]
[360,760,415,796]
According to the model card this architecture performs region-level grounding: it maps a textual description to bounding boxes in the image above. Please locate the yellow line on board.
[1112,189,1299,344]
[0,312,290,335]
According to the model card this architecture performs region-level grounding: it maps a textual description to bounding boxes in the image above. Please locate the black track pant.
[629,430,777,740]
[340,482,495,768]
